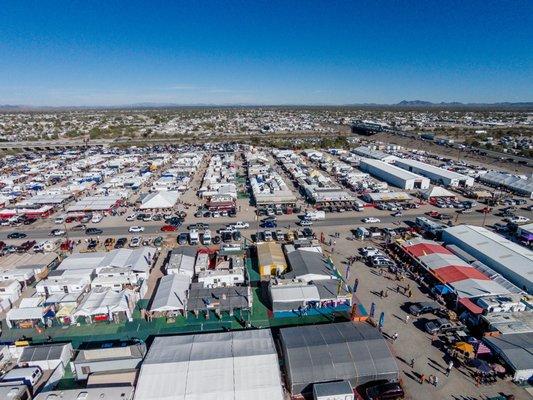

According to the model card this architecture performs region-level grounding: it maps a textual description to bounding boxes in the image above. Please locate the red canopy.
[404,243,452,258]
[458,297,484,315]
[433,265,490,283]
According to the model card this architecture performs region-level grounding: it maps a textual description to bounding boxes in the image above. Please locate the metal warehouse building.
[442,225,533,294]
[359,158,430,190]
[394,158,474,187]
[280,322,399,395]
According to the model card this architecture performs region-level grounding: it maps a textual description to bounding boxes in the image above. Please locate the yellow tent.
[257,242,287,277]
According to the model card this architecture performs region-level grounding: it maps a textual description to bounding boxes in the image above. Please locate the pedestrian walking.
[419,374,425,384]
[409,358,415,368]
[446,360,453,376]
[380,290,384,298]
[428,375,434,386]
[396,284,400,293]
[392,332,399,341]
[434,375,439,387]
[408,289,413,298]
[405,314,410,324]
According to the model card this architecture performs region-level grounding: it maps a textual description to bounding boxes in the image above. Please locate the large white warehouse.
[394,158,474,187]
[359,158,430,190]
[442,225,533,294]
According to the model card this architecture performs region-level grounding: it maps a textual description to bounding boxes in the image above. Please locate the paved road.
[0,212,503,241]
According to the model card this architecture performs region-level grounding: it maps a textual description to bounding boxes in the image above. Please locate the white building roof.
[58,248,155,274]
[395,158,471,181]
[360,158,427,181]
[134,330,284,400]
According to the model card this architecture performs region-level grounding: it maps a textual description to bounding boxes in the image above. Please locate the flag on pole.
[370,302,376,318]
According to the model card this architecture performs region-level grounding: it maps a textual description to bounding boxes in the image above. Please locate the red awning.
[458,297,483,315]
[433,265,490,283]
[404,243,452,258]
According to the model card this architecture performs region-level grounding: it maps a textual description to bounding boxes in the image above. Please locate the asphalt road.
[0,212,503,241]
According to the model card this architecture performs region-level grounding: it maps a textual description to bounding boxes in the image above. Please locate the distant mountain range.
[393,100,533,109]
[0,100,532,111]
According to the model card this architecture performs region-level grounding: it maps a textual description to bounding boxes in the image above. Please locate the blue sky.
[0,0,531,106]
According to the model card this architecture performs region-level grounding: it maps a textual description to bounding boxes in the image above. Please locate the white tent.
[73,288,132,322]
[6,307,44,328]
[140,191,179,209]
[422,186,457,199]
[134,330,284,400]
[150,274,191,313]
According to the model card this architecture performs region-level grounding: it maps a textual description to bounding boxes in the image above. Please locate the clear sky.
[0,0,531,106]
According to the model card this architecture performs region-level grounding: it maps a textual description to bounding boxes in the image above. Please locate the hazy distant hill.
[0,101,532,111]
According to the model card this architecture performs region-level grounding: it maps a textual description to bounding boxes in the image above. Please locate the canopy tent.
[134,329,284,400]
[403,243,452,258]
[422,186,457,200]
[280,322,399,395]
[140,191,179,209]
[256,242,287,276]
[6,306,44,328]
[73,288,132,322]
[150,274,190,313]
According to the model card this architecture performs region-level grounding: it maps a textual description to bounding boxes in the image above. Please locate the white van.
[91,214,103,223]
[202,230,212,245]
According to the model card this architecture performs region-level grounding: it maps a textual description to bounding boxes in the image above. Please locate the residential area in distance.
[0,109,531,399]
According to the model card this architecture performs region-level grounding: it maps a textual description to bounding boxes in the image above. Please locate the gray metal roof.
[280,322,399,394]
[187,282,250,311]
[284,249,333,280]
[484,333,533,372]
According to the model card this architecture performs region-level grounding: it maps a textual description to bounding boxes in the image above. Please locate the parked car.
[506,215,530,224]
[114,237,128,248]
[153,236,164,247]
[126,214,137,221]
[261,220,277,228]
[129,237,141,247]
[161,225,177,232]
[50,229,66,237]
[129,226,145,233]
[298,219,313,226]
[234,221,250,229]
[177,233,188,245]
